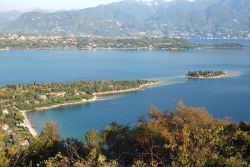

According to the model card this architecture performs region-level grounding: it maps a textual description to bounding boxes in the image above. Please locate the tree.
[24,121,62,166]
[0,129,8,167]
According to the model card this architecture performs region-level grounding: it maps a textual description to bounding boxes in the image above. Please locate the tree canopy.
[0,102,249,167]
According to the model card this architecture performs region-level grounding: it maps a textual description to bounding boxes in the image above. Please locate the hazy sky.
[0,0,123,12]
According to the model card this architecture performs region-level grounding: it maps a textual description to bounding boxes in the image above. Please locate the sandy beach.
[226,70,243,78]
[20,110,38,137]
[20,96,98,137]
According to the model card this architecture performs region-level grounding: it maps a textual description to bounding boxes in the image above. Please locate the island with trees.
[187,70,228,79]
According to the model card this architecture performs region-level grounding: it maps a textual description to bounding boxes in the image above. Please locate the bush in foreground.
[0,102,249,167]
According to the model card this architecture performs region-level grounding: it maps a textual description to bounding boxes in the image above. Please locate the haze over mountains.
[0,0,249,38]
[0,11,22,28]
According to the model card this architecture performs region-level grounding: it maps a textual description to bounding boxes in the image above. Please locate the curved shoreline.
[20,110,38,137]
[21,81,161,137]
[20,97,98,137]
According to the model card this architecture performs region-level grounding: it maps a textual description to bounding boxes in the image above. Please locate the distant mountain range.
[0,0,249,38]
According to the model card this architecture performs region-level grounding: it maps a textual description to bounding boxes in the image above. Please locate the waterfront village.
[0,33,247,51]
[0,33,195,50]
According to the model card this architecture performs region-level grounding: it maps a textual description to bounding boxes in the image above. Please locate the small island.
[187,70,228,79]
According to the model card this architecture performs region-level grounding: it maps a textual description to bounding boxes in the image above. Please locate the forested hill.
[0,102,249,166]
[1,0,249,39]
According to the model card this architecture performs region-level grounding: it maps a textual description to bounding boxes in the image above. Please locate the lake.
[0,48,249,139]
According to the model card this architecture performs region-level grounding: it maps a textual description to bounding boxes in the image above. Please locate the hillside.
[0,0,249,38]
[1,102,249,166]
[0,11,22,28]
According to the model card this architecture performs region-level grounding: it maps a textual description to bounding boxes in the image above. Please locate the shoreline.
[34,96,98,112]
[0,46,248,51]
[21,81,161,136]
[20,96,98,137]
[0,47,189,51]
[93,81,161,96]
[20,110,38,137]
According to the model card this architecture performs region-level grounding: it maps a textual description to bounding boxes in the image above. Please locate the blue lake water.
[0,48,250,139]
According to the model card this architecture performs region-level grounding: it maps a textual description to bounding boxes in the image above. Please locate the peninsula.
[0,80,160,141]
[187,70,228,79]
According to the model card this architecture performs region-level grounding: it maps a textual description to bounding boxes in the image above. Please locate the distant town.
[0,33,247,51]
[0,33,194,50]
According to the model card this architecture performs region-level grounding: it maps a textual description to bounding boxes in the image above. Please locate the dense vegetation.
[213,43,245,48]
[194,43,247,49]
[187,70,227,78]
[0,80,154,147]
[0,102,249,167]
[0,80,152,110]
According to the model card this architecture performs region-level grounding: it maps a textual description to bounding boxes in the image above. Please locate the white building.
[2,109,9,115]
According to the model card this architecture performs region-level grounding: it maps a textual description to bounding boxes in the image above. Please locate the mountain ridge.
[1,0,249,38]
